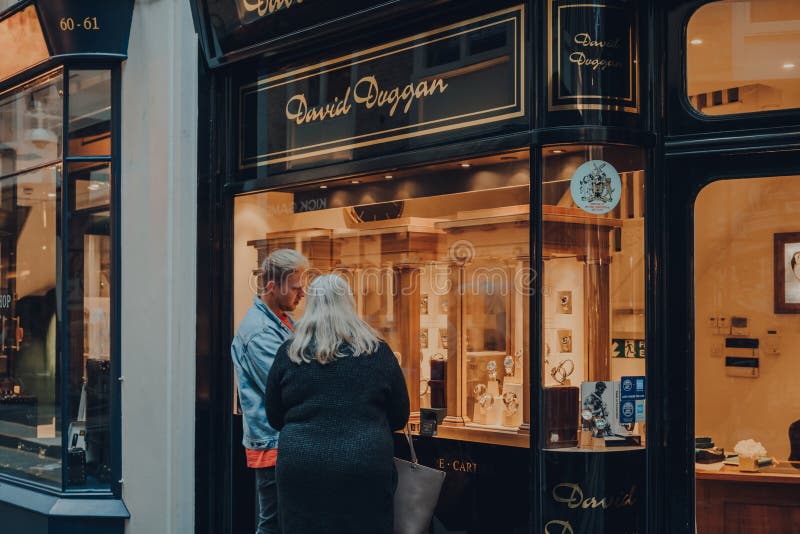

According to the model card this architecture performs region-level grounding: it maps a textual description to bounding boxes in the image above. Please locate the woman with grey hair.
[265,274,410,534]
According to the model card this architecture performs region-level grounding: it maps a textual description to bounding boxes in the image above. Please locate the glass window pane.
[0,72,63,177]
[694,175,800,532]
[71,162,111,211]
[233,151,531,447]
[0,5,49,83]
[687,0,800,115]
[67,205,111,489]
[540,145,647,532]
[0,166,60,487]
[68,71,111,158]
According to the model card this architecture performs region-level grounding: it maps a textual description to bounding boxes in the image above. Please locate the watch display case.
[234,151,531,447]
[540,144,646,451]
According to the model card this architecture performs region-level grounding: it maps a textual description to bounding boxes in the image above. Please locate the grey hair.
[288,274,381,365]
[261,249,309,285]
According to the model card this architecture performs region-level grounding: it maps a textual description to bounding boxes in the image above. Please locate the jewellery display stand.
[501,380,523,428]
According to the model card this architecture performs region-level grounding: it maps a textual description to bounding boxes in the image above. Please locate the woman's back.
[266,340,409,534]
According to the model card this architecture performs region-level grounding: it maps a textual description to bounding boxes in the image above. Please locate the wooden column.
[394,265,421,420]
[519,256,531,433]
[583,259,611,382]
[444,262,465,426]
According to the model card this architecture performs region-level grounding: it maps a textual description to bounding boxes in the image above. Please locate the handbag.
[393,428,446,534]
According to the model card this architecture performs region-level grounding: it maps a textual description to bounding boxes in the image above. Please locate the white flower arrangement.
[734,439,767,459]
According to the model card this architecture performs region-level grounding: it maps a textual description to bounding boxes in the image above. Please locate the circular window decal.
[570,159,622,215]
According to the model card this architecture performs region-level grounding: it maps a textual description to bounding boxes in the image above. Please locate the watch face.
[594,417,608,430]
[581,408,593,421]
[351,201,404,222]
[487,361,497,372]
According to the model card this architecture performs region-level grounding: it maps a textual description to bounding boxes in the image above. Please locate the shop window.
[0,165,60,486]
[687,0,800,115]
[233,151,531,448]
[539,145,647,532]
[0,69,116,491]
[694,175,800,532]
[68,71,111,158]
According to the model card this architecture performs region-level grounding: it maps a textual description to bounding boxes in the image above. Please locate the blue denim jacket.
[231,296,294,450]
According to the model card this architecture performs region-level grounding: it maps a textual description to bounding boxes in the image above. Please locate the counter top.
[695,462,800,484]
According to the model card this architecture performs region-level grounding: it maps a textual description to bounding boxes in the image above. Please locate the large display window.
[0,68,115,491]
[694,175,800,532]
[233,150,530,447]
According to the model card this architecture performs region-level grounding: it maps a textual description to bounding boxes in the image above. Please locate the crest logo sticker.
[570,160,621,215]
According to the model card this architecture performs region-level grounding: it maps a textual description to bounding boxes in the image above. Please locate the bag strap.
[404,426,418,464]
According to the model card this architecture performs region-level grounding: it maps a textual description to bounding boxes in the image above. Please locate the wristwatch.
[504,355,514,376]
[487,360,497,381]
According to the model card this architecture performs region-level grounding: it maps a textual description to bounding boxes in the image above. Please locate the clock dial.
[351,200,404,223]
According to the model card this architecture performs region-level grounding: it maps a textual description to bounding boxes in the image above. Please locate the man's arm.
[240,329,284,395]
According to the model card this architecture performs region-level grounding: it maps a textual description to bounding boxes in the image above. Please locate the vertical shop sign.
[548,0,639,112]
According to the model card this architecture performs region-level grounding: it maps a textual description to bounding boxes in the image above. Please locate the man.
[232,249,309,534]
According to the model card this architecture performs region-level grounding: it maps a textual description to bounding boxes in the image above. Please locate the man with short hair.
[232,249,309,534]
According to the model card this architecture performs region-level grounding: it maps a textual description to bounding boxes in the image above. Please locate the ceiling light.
[351,180,360,184]
[47,192,56,198]
[551,149,565,154]
[384,175,393,180]
[783,62,796,70]
[460,163,471,168]
[319,185,328,189]
[690,38,703,46]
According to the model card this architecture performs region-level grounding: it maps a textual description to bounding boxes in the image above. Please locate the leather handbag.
[393,429,446,534]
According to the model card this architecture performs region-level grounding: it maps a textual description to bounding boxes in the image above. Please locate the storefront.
[0,1,199,533]
[188,1,800,533]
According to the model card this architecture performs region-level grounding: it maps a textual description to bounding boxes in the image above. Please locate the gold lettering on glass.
[241,0,303,18]
[285,76,449,125]
[551,482,637,510]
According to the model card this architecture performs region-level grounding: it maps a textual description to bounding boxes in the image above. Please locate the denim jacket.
[231,296,294,450]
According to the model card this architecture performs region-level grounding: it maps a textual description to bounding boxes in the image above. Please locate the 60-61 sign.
[59,16,101,31]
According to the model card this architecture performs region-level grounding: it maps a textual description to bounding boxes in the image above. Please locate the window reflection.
[687,0,800,115]
[0,72,62,175]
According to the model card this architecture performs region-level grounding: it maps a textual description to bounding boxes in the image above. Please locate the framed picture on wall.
[774,232,800,313]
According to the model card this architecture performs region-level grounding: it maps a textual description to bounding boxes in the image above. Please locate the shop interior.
[233,144,647,450]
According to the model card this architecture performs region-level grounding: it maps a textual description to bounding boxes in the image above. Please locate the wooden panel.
[696,477,800,534]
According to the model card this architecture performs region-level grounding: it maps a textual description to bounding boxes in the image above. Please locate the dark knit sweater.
[265,340,411,534]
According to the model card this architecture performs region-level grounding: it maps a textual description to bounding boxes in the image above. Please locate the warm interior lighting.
[690,38,703,45]
[384,175,393,180]
[460,163,471,168]
[351,180,360,184]
[551,149,565,154]
[319,185,328,189]
[783,63,796,70]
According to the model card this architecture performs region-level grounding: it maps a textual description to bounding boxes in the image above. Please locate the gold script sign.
[285,76,449,125]
[241,0,303,18]
[546,482,638,534]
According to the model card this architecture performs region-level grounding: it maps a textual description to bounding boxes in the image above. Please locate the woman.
[265,273,410,534]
